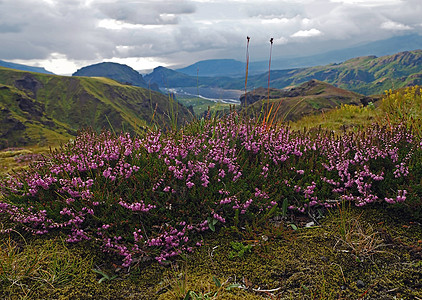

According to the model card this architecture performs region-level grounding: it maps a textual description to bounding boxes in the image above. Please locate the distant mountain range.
[0,60,54,75]
[146,50,422,96]
[175,34,422,77]
[2,33,422,85]
[0,67,192,149]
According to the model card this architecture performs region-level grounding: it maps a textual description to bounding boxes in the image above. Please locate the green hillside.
[0,67,192,149]
[241,80,381,122]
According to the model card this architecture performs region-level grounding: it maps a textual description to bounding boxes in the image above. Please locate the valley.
[1,48,421,148]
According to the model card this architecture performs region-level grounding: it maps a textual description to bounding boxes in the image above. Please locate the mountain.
[144,66,198,87]
[144,66,233,88]
[0,67,192,149]
[0,59,54,75]
[174,34,422,77]
[145,50,422,96]
[73,62,160,92]
[242,79,380,122]
[176,59,245,77]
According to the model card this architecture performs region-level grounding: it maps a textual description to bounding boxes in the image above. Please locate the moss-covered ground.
[1,201,421,300]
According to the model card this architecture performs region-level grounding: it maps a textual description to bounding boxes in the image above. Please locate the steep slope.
[0,83,73,149]
[242,80,380,122]
[0,67,192,149]
[73,62,160,91]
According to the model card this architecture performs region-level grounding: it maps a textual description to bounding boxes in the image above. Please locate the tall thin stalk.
[244,36,250,110]
[264,38,274,128]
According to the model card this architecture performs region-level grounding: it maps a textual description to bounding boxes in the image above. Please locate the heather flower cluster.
[1,114,421,267]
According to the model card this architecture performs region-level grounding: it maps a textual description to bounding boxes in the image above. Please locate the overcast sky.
[1,0,421,75]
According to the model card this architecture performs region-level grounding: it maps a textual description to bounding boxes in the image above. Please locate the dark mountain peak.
[153,66,167,71]
[176,59,245,77]
[72,62,158,90]
[144,66,198,87]
[74,62,134,73]
[151,66,178,74]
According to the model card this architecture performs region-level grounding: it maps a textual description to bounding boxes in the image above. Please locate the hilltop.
[0,67,192,149]
[73,62,160,92]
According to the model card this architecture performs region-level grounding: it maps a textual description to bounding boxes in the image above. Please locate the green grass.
[0,232,94,299]
[290,86,422,135]
[289,103,377,133]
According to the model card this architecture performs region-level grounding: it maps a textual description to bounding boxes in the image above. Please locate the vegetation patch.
[0,86,421,299]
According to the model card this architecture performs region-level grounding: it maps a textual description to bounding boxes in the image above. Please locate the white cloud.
[274,37,288,44]
[330,0,401,6]
[0,0,421,74]
[97,19,165,30]
[94,0,195,25]
[261,18,291,25]
[381,20,413,31]
[291,28,323,38]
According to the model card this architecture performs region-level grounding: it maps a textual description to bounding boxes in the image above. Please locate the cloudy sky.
[1,0,421,75]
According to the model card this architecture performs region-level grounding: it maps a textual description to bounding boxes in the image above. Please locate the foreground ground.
[1,201,421,300]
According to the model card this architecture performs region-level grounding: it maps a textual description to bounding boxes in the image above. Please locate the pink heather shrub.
[0,114,421,267]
